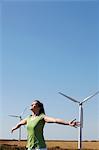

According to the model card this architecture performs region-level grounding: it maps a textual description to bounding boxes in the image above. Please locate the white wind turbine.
[59,91,99,150]
[9,106,28,141]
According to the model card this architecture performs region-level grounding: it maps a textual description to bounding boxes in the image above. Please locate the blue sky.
[0,0,99,140]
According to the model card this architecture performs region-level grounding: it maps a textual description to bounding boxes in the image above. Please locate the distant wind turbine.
[59,91,99,150]
[9,106,28,141]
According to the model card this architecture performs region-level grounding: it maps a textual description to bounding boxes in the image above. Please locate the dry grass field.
[0,139,99,150]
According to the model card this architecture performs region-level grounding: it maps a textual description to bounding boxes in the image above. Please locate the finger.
[73,121,80,126]
[70,118,76,123]
[76,121,80,124]
[72,124,77,128]
[74,124,79,128]
[11,129,14,133]
[76,122,80,125]
[75,124,80,127]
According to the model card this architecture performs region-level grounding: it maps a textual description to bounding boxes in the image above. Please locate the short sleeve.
[40,113,45,120]
[25,115,31,121]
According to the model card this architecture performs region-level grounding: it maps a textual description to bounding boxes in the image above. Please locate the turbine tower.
[9,106,28,141]
[59,91,99,150]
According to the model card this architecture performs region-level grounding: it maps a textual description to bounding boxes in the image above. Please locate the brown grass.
[0,140,99,150]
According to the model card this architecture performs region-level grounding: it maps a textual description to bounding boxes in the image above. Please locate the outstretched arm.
[11,119,27,133]
[44,116,79,127]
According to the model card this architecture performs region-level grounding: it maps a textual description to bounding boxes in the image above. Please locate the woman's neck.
[32,111,39,116]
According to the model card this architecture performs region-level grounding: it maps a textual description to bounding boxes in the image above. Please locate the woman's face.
[30,101,40,113]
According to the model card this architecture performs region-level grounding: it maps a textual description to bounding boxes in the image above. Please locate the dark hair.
[34,100,45,115]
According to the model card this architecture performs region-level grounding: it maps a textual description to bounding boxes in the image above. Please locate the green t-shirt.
[26,113,46,149]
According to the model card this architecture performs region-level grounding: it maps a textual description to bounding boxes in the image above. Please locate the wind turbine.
[59,91,99,150]
[9,106,28,141]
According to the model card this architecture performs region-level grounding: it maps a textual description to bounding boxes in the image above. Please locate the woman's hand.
[69,119,80,128]
[11,127,16,133]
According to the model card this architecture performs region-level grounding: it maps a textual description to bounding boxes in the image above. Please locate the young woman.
[11,100,79,150]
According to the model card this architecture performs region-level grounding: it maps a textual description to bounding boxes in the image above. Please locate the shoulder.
[39,113,46,120]
[25,115,32,121]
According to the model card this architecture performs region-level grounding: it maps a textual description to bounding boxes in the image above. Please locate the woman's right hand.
[11,127,15,133]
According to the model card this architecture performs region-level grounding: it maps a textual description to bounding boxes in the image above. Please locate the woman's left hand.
[69,119,80,128]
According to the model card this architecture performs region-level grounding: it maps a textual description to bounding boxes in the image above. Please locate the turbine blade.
[20,106,28,116]
[59,92,80,103]
[8,115,20,118]
[81,91,99,104]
